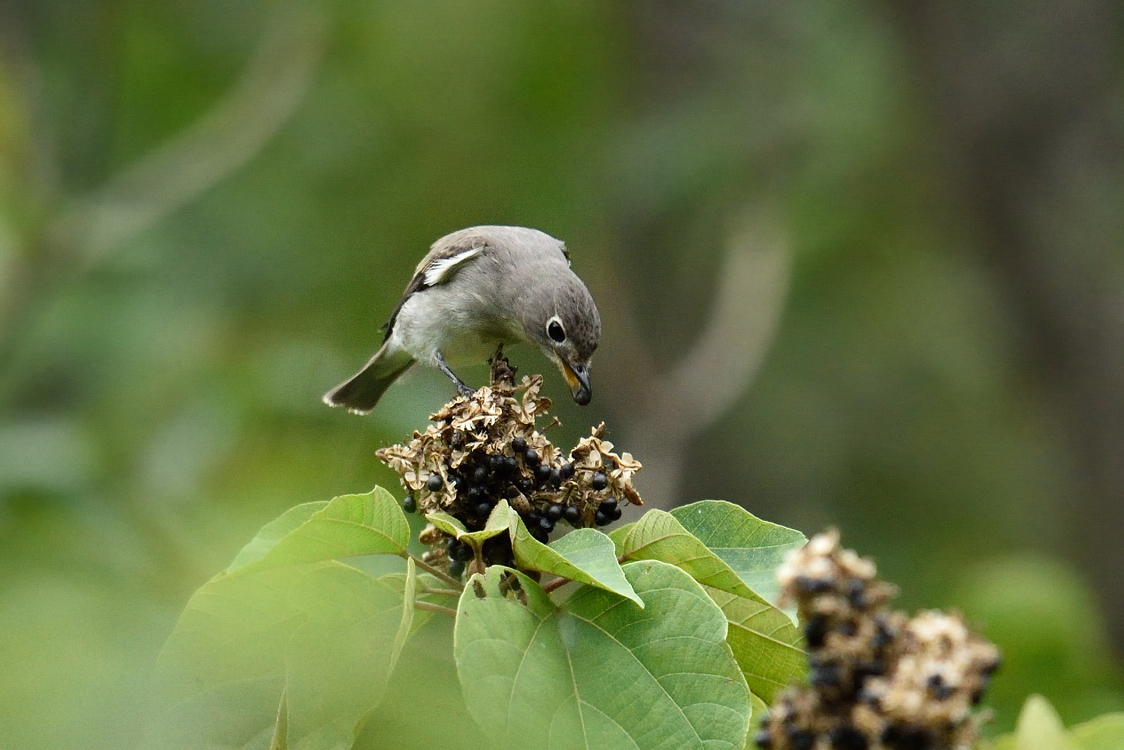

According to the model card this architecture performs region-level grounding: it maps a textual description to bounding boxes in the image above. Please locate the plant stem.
[408,554,464,588]
[542,576,571,594]
[422,587,462,598]
[414,601,457,618]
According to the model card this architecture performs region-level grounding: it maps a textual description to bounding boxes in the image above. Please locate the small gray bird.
[323,225,601,414]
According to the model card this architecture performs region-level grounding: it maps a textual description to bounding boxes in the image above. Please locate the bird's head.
[523,275,600,405]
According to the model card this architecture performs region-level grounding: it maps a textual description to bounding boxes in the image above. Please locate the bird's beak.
[560,359,592,405]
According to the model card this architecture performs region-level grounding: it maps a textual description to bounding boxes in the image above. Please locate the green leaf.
[1071,713,1124,750]
[508,513,642,605]
[703,585,805,701]
[670,500,805,607]
[618,509,757,600]
[246,488,410,571]
[145,566,306,750]
[426,500,511,549]
[747,691,770,743]
[229,502,329,572]
[607,522,634,555]
[144,494,418,746]
[283,559,416,748]
[454,560,751,750]
[381,570,456,635]
[1014,695,1078,750]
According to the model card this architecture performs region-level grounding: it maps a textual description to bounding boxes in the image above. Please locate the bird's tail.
[323,344,414,414]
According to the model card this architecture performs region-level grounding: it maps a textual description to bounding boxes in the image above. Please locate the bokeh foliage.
[1,1,1122,747]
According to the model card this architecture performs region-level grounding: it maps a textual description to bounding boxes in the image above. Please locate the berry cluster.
[756,531,1000,750]
[377,357,641,576]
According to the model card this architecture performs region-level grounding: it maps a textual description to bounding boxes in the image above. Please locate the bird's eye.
[547,319,566,343]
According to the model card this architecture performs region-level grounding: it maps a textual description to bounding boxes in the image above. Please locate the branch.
[49,3,328,267]
[603,207,792,509]
[409,554,465,589]
[414,601,457,618]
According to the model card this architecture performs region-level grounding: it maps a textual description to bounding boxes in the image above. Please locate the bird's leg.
[433,350,474,397]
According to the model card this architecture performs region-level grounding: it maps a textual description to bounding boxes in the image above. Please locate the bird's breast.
[391,286,525,365]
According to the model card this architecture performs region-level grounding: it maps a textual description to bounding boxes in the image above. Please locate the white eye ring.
[546,316,566,343]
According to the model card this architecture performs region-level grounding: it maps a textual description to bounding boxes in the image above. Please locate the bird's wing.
[381,239,487,341]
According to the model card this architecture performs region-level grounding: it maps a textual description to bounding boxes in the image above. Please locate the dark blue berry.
[558,463,575,481]
[810,659,842,689]
[426,474,443,492]
[754,729,773,748]
[795,575,833,594]
[549,468,562,486]
[804,614,828,648]
[475,501,493,516]
[598,498,618,514]
[563,505,582,524]
[523,448,539,466]
[448,559,465,577]
[473,466,488,484]
[829,726,868,750]
[401,495,417,513]
[538,516,554,534]
[591,472,608,491]
[595,510,609,526]
[511,437,527,453]
[787,729,814,750]
[847,578,868,609]
[880,726,932,750]
[531,527,549,544]
[546,504,564,521]
[535,464,553,483]
[503,456,519,474]
[926,674,953,700]
[490,455,505,472]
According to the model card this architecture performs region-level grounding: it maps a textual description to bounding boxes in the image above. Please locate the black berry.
[512,437,527,453]
[473,466,488,484]
[546,504,564,521]
[926,674,953,700]
[523,448,539,466]
[598,498,618,514]
[595,510,609,526]
[475,501,493,517]
[787,729,814,750]
[847,578,867,609]
[426,474,444,492]
[535,464,553,483]
[558,463,575,481]
[829,726,868,750]
[401,495,417,513]
[591,472,608,491]
[538,516,554,534]
[804,614,829,648]
[563,505,582,524]
[448,559,466,577]
[754,729,773,749]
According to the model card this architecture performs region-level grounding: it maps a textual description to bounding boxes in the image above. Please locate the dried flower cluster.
[757,530,1001,750]
[376,357,642,576]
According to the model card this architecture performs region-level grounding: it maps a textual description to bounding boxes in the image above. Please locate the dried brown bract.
[758,530,1001,750]
[376,356,642,576]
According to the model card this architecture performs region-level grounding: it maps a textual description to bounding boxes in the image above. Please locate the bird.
[323,225,601,414]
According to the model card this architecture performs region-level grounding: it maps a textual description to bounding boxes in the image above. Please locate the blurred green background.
[2,1,1122,747]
